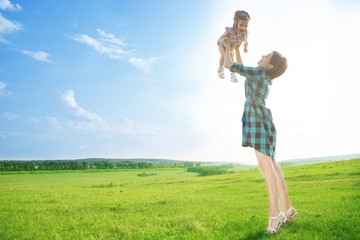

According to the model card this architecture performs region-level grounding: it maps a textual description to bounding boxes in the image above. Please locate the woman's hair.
[268,51,288,80]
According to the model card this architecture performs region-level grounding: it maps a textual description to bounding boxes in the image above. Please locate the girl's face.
[236,20,249,33]
[258,53,274,69]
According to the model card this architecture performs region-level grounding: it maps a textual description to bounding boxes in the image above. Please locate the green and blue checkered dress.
[230,63,276,157]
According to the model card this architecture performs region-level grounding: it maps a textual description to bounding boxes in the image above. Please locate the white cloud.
[97,29,127,47]
[78,145,86,150]
[0,0,21,11]
[68,31,128,60]
[0,112,18,119]
[0,132,7,139]
[69,29,158,73]
[29,116,61,130]
[59,89,157,135]
[0,12,22,43]
[117,23,128,27]
[128,57,158,74]
[61,89,105,124]
[20,50,52,63]
[0,81,11,96]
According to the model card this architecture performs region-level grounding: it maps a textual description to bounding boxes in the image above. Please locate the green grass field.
[1,159,359,240]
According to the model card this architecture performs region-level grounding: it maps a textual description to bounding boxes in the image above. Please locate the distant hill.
[278,153,360,168]
[78,158,186,164]
[1,158,192,164]
[3,153,360,168]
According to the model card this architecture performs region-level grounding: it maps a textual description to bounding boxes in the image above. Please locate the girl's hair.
[233,10,250,32]
[233,10,250,21]
[268,51,288,80]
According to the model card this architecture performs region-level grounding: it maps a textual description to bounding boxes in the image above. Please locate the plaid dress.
[230,63,276,157]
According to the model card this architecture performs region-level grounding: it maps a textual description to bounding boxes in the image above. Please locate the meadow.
[0,159,359,240]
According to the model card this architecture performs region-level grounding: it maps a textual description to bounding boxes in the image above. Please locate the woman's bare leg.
[255,150,280,216]
[271,158,294,214]
[255,150,284,230]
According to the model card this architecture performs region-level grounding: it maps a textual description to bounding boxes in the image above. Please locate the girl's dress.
[217,27,248,51]
[230,63,276,157]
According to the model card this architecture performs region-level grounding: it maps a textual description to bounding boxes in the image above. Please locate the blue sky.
[1,0,360,164]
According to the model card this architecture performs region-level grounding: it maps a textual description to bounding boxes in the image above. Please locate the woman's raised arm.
[223,37,243,68]
[235,46,243,65]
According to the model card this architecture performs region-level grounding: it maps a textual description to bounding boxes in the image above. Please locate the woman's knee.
[258,161,273,174]
[255,151,274,173]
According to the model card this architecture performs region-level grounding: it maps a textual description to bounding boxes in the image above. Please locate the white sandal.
[217,67,225,79]
[266,212,287,235]
[284,207,297,223]
[230,72,238,82]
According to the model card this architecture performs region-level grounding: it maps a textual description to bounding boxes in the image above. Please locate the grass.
[0,159,359,239]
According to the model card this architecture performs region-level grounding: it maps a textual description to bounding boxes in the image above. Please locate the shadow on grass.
[239,230,266,240]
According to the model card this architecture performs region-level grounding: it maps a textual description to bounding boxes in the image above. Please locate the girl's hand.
[244,42,248,53]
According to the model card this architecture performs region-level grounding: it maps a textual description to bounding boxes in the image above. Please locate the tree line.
[0,160,200,172]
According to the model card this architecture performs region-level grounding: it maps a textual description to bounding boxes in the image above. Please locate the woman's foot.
[284,207,297,223]
[217,67,225,79]
[266,212,287,235]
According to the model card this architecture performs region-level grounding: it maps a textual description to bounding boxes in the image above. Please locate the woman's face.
[236,20,248,33]
[258,53,274,68]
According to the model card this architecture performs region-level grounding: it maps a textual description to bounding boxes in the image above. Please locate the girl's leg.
[218,45,226,67]
[217,45,226,79]
[271,158,294,214]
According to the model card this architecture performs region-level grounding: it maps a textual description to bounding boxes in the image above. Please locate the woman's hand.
[222,37,230,49]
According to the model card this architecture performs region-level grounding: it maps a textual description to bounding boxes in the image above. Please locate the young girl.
[223,38,297,234]
[217,10,250,83]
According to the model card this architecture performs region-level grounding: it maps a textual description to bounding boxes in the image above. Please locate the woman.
[223,37,297,234]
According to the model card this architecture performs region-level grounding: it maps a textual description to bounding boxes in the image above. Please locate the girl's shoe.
[230,72,238,82]
[266,212,287,235]
[284,207,297,223]
[217,67,225,79]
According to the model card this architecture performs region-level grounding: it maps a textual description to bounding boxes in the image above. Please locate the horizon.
[1,152,359,165]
